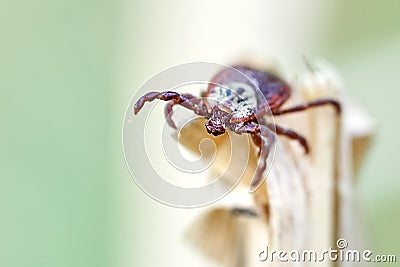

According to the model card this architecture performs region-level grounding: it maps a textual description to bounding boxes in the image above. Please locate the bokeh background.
[1,0,399,266]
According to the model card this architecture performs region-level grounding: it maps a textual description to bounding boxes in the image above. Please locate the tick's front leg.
[235,123,275,191]
[251,128,275,191]
[134,91,198,115]
[164,93,205,129]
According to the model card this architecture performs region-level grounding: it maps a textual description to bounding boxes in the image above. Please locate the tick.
[133,66,340,189]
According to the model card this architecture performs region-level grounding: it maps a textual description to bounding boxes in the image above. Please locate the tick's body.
[207,66,290,112]
[134,66,340,190]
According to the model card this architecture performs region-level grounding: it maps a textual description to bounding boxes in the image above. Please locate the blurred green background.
[1,0,399,266]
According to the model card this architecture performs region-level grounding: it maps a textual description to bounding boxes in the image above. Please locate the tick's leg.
[253,128,275,191]
[272,98,341,115]
[251,133,262,153]
[134,91,194,114]
[269,124,309,153]
[134,91,208,120]
[164,93,199,129]
[236,123,275,191]
[164,101,178,128]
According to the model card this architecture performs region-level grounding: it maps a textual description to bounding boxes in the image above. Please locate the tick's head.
[205,117,225,136]
[205,108,229,136]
